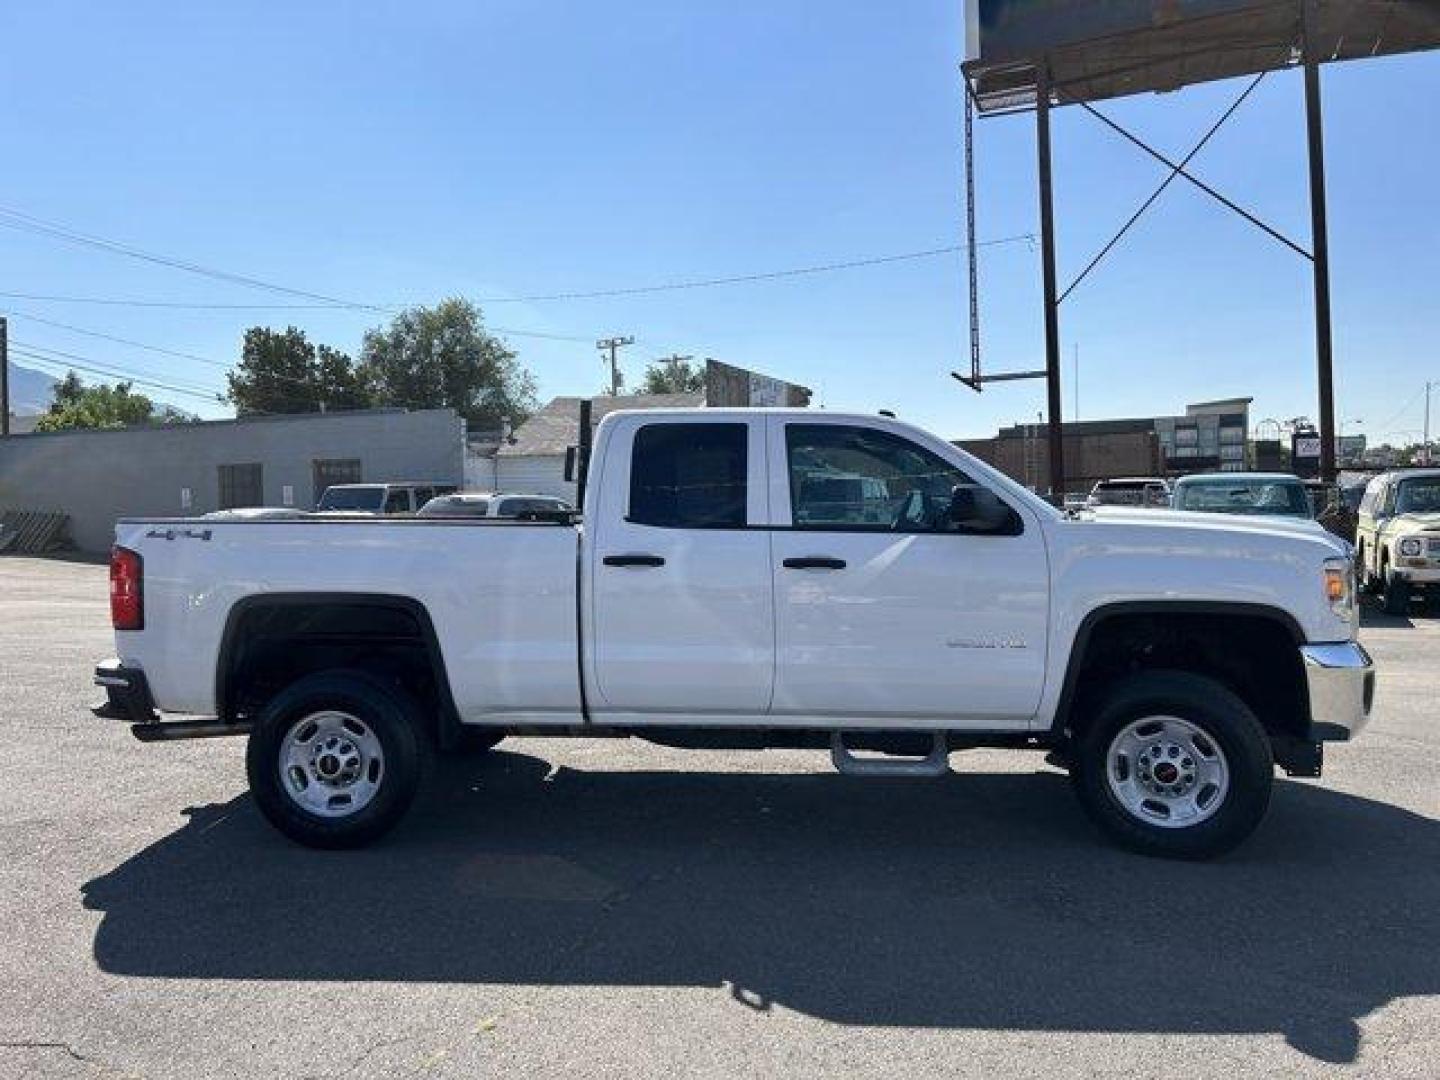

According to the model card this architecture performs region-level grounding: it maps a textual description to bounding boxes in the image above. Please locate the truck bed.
[113,516,583,721]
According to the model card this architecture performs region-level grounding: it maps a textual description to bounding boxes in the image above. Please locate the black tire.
[454,728,506,755]
[1356,541,1376,594]
[1070,670,1273,860]
[246,669,424,849]
[1382,566,1411,616]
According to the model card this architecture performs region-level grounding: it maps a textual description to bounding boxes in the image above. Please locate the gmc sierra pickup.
[96,408,1375,858]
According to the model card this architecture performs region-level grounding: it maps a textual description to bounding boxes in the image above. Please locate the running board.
[830,732,950,778]
[131,719,253,742]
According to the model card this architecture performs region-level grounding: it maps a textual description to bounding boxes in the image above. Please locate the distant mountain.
[7,362,58,415]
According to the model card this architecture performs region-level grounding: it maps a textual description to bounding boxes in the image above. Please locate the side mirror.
[563,445,579,483]
[948,484,1015,534]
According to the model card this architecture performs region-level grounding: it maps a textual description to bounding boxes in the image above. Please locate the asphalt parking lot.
[1,556,1437,1079]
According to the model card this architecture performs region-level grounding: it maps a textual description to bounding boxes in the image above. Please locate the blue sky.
[1,2,1435,441]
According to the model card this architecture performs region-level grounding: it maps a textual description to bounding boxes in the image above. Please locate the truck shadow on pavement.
[83,751,1440,1064]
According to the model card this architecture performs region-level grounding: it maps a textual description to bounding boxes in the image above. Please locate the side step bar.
[830,731,950,778]
[131,719,253,743]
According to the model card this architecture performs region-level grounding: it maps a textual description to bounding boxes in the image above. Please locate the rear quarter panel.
[113,519,580,721]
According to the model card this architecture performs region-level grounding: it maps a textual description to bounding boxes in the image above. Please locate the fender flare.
[214,592,462,747]
[1049,600,1306,737]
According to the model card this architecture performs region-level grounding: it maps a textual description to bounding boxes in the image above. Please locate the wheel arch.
[1052,601,1308,741]
[215,592,462,747]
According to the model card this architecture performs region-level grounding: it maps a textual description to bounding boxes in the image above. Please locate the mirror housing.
[947,484,1017,534]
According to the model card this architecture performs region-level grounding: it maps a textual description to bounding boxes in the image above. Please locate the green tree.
[636,355,706,395]
[226,327,373,415]
[35,372,189,432]
[359,298,537,428]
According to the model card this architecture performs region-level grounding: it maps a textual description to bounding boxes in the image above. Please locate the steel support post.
[1304,2,1337,481]
[1036,67,1065,497]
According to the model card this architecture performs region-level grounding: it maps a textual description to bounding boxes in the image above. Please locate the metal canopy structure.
[958,0,1440,493]
[968,0,1440,114]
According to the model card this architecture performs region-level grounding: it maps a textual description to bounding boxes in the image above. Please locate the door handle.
[782,556,847,570]
[603,554,666,567]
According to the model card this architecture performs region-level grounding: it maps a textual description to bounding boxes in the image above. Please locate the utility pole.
[1425,380,1433,466]
[595,336,634,396]
[0,317,9,437]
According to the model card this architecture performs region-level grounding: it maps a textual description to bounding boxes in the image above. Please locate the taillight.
[110,546,144,631]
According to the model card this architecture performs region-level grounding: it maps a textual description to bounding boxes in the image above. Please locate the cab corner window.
[786,423,1018,535]
[629,423,748,528]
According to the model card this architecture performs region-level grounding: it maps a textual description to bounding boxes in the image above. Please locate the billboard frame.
[954,0,1437,487]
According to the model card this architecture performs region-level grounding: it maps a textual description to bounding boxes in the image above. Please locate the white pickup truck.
[96,408,1374,859]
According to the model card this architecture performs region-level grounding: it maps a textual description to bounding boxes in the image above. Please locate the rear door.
[766,417,1048,729]
[587,416,774,718]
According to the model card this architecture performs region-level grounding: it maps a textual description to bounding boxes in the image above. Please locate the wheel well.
[1060,610,1308,740]
[217,596,456,741]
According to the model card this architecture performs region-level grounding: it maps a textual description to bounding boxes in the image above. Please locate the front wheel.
[1382,567,1411,615]
[246,669,424,849]
[1071,671,1273,859]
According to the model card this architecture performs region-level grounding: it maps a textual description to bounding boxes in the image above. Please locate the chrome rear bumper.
[1300,642,1375,741]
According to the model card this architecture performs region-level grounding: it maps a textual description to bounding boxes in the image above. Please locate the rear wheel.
[1071,670,1273,859]
[246,669,423,849]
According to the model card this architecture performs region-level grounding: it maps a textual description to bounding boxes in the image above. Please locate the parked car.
[315,482,458,515]
[97,408,1370,860]
[417,492,573,519]
[1171,473,1314,521]
[1355,468,1440,613]
[1303,479,1358,544]
[201,508,312,521]
[1086,477,1171,508]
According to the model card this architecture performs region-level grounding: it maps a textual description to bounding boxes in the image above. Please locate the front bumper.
[1301,642,1375,741]
[1390,564,1440,585]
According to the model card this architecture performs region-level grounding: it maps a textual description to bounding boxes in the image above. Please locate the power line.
[0,290,344,310]
[0,204,382,311]
[473,235,1037,303]
[10,346,221,403]
[4,310,228,368]
[11,341,222,395]
[0,200,1034,308]
[1374,383,1426,436]
[0,294,596,344]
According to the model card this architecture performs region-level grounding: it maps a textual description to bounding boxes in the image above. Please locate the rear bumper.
[93,658,158,724]
[1301,642,1375,741]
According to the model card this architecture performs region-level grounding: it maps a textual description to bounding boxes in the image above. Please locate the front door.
[766,418,1048,728]
[588,416,774,717]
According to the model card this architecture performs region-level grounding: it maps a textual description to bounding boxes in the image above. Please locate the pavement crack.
[0,1039,128,1075]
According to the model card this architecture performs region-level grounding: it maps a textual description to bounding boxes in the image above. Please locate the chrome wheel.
[278,710,385,818]
[1105,715,1229,829]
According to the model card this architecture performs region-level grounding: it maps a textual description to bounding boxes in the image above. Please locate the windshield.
[1175,479,1311,517]
[317,487,384,511]
[1395,479,1440,514]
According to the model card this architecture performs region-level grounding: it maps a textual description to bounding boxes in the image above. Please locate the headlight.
[1323,557,1354,620]
[1399,537,1423,557]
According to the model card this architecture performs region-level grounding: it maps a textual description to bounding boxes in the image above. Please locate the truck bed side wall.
[114,520,582,721]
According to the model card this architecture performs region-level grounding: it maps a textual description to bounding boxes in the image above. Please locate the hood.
[1081,506,1349,553]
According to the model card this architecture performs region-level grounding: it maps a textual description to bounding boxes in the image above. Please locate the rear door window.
[628,423,748,528]
[383,490,410,514]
